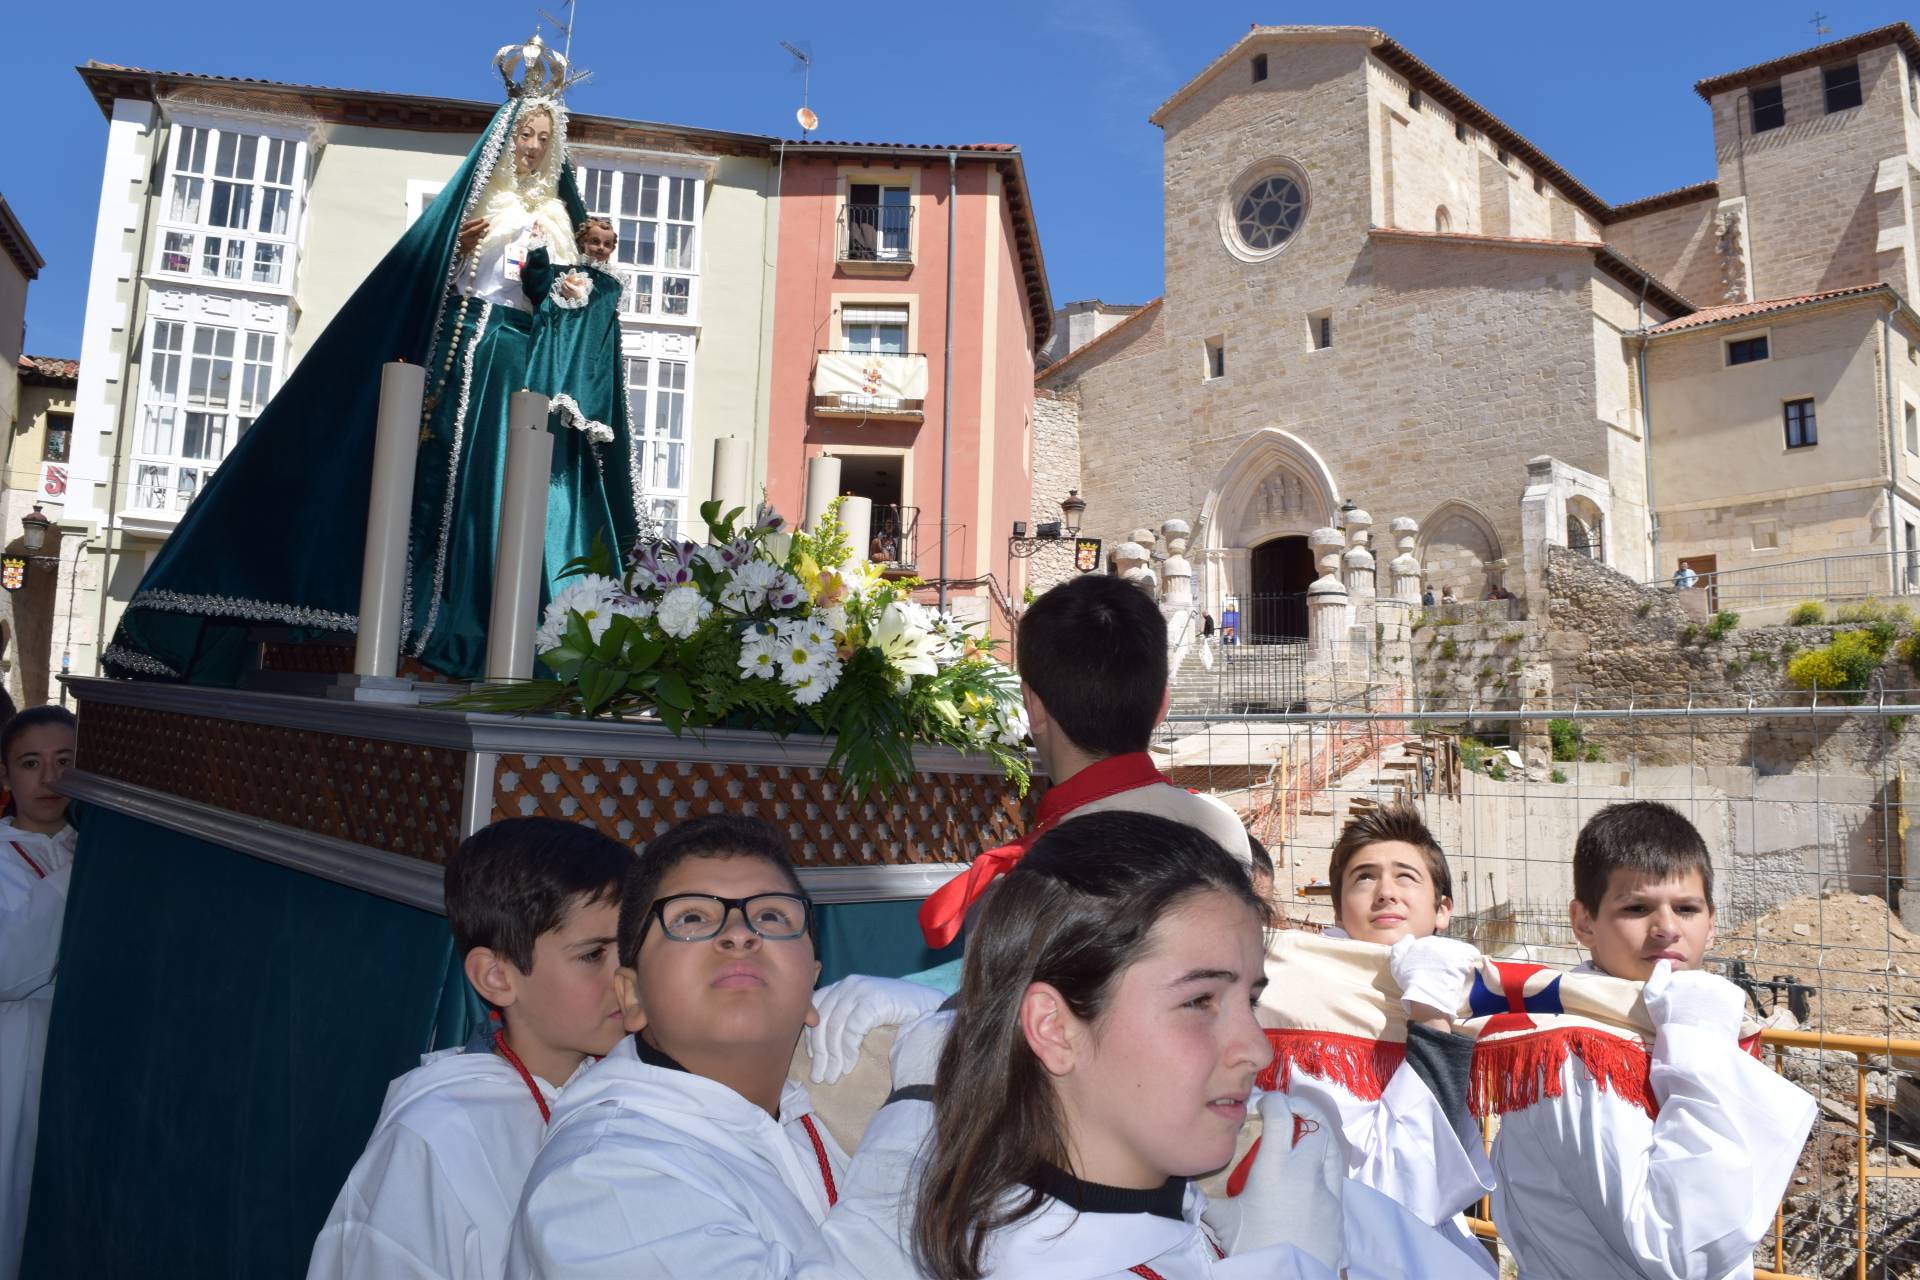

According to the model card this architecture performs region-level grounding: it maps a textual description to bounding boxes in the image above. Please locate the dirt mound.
[1725,892,1920,1038]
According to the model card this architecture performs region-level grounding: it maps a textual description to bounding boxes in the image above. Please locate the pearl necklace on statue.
[421,254,483,443]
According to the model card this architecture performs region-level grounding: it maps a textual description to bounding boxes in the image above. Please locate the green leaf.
[557,530,616,581]
[656,671,695,710]
[625,633,665,671]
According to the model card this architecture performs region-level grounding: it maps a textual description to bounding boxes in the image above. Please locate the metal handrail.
[838,203,915,263]
[1647,548,1910,606]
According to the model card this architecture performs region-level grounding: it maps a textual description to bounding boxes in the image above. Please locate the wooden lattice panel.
[493,755,1033,865]
[78,701,466,863]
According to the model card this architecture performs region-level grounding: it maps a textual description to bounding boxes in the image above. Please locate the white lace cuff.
[551,393,615,444]
[549,271,594,310]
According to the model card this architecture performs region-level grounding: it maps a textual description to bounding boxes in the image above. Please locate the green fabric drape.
[21,807,944,1277]
[21,812,470,1279]
[104,99,637,685]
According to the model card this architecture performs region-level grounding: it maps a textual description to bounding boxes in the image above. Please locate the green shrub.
[1779,638,1799,659]
[1487,760,1507,781]
[1725,660,1745,678]
[1635,602,1653,618]
[1680,624,1699,644]
[1583,741,1603,763]
[1460,736,1491,773]
[1889,716,1907,737]
[1549,768,1568,784]
[1898,633,1920,681]
[1704,611,1739,642]
[1499,632,1522,645]
[1833,598,1912,628]
[1411,613,1427,633]
[1478,665,1494,679]
[1787,601,1826,626]
[1786,626,1895,703]
[1549,718,1580,762]
[1440,639,1459,660]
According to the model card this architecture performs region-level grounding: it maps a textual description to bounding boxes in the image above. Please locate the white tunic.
[1488,997,1815,1279]
[0,822,75,1280]
[306,1045,571,1280]
[506,1037,856,1278]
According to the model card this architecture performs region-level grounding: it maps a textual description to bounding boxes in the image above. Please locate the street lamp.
[20,506,50,554]
[1061,489,1086,537]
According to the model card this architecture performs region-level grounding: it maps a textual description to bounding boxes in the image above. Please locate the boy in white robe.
[919,574,1248,958]
[0,707,77,1280]
[307,818,631,1280]
[1214,804,1492,1263]
[509,814,905,1279]
[1487,801,1815,1280]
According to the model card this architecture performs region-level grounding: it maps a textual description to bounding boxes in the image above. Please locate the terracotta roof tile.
[1645,284,1889,334]
[1693,23,1920,100]
[17,355,77,381]
[1610,181,1720,220]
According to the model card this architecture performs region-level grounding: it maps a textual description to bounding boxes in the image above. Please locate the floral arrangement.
[456,499,1031,799]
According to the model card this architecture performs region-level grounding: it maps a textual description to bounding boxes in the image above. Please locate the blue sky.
[9,1,1914,356]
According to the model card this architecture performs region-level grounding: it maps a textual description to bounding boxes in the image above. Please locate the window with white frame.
[133,317,277,513]
[626,354,690,537]
[841,303,909,355]
[580,165,702,322]
[155,124,305,290]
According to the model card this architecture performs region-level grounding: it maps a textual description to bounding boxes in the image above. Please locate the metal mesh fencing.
[1154,695,1920,1279]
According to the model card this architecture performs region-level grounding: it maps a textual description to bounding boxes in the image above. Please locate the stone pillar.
[1389,516,1422,602]
[1307,575,1350,659]
[1519,457,1557,612]
[1160,519,1194,610]
[1113,540,1157,598]
[1342,508,1375,601]
[1307,526,1348,662]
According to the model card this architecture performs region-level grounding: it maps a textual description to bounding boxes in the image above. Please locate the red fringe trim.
[1470,1026,1658,1120]
[1257,1028,1407,1100]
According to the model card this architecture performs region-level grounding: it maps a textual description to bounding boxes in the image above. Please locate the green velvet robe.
[102,98,641,684]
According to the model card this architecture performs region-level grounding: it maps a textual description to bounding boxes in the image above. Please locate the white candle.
[354,360,427,677]
[803,455,842,532]
[710,437,750,521]
[839,495,874,565]
[484,390,555,681]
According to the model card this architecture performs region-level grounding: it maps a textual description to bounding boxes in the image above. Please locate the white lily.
[870,599,940,678]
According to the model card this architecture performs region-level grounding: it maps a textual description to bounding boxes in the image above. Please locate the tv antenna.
[1809,10,1830,39]
[539,0,589,81]
[781,40,818,135]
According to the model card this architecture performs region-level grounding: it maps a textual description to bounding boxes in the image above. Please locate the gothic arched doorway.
[1248,536,1313,641]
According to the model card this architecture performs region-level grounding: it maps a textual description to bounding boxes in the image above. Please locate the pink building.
[766,143,1052,637]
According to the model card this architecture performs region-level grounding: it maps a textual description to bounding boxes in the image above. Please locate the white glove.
[1202,1090,1346,1268]
[804,975,945,1084]
[1388,934,1481,1019]
[1641,961,1743,1037]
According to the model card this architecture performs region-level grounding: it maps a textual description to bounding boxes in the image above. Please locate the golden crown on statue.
[494,33,575,100]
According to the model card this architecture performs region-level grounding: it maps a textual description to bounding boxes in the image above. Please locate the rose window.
[1235,174,1305,252]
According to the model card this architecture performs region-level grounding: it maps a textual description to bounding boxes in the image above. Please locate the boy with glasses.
[508,815,901,1277]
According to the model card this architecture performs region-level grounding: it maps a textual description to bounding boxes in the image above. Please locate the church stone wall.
[1709,44,1916,301]
[1055,39,1622,604]
[1028,389,1084,595]
[1604,196,1724,307]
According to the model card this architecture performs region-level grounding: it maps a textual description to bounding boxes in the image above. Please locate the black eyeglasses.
[642,892,813,944]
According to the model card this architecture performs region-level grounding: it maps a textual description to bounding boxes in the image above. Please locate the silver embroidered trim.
[101,643,181,678]
[419,106,514,416]
[550,393,615,444]
[618,332,646,535]
[129,589,358,632]
[412,298,492,658]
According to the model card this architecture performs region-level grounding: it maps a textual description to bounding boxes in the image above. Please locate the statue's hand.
[456,217,490,258]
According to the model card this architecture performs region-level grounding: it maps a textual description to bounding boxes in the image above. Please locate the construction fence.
[1153,695,1920,1279]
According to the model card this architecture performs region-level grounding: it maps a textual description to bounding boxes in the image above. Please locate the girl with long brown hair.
[908,811,1338,1279]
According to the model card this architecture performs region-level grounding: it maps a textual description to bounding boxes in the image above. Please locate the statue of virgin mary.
[102,36,642,683]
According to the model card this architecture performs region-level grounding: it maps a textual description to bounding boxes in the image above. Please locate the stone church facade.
[1040,24,1920,629]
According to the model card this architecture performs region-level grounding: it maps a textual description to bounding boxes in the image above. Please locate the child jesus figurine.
[519,216,640,579]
